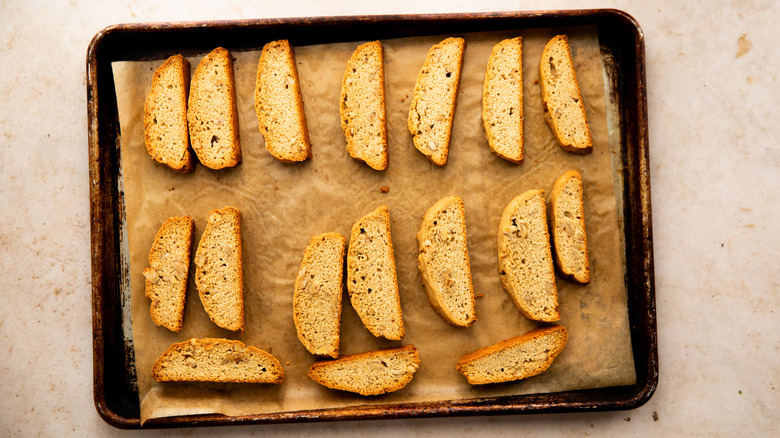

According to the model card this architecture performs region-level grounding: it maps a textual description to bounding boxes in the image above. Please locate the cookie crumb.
[652,411,659,421]
[285,361,290,366]
[474,293,484,298]
[380,186,390,193]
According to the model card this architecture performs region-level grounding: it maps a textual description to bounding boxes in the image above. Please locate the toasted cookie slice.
[347,205,404,340]
[294,232,346,358]
[417,196,476,327]
[143,55,193,172]
[498,190,560,322]
[143,216,194,332]
[539,35,593,154]
[550,170,590,283]
[255,40,312,163]
[457,325,567,384]
[482,37,524,164]
[341,41,388,170]
[194,206,244,331]
[308,345,420,395]
[187,47,242,169]
[407,37,465,166]
[152,338,284,383]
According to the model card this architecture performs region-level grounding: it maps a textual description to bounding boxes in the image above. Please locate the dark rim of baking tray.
[88,9,656,429]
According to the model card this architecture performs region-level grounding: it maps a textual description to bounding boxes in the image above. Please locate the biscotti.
[539,35,593,154]
[143,55,194,172]
[347,205,405,340]
[498,190,560,322]
[187,47,242,169]
[294,232,346,358]
[194,207,244,331]
[143,216,194,332]
[408,37,465,166]
[482,37,524,164]
[308,345,420,395]
[152,338,284,383]
[255,40,312,163]
[550,170,590,283]
[456,325,567,385]
[417,196,476,327]
[341,41,388,170]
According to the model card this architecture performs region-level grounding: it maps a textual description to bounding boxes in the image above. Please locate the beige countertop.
[1,0,777,436]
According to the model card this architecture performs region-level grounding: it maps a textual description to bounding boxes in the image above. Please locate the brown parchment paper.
[112,26,636,424]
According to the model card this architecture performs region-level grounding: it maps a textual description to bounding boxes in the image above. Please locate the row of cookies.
[143,35,592,172]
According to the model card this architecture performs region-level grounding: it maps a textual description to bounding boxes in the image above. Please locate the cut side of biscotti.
[551,170,590,283]
[255,40,311,163]
[347,205,404,340]
[144,55,194,172]
[194,206,244,331]
[152,338,284,383]
[417,196,476,327]
[308,345,420,395]
[341,41,388,171]
[407,37,465,166]
[187,47,242,169]
[539,35,593,154]
[456,325,567,385]
[143,216,194,332]
[482,37,524,164]
[498,190,560,322]
[294,232,346,358]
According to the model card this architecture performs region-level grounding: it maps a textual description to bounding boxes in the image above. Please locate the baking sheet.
[112,26,636,424]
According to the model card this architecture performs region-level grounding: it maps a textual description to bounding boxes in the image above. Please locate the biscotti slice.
[255,40,312,163]
[152,338,284,383]
[347,205,404,340]
[143,216,194,332]
[539,35,593,154]
[482,37,524,164]
[194,207,244,331]
[340,41,388,170]
[308,345,420,395]
[407,37,465,166]
[144,55,194,172]
[187,47,242,169]
[417,196,476,327]
[294,232,346,358]
[551,170,590,283]
[498,190,560,322]
[456,325,567,385]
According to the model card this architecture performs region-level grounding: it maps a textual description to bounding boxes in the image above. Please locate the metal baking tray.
[88,9,656,429]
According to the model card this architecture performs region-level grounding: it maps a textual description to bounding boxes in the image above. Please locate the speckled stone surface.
[0,0,777,436]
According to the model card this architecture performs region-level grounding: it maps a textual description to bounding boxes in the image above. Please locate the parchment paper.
[113,27,636,424]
